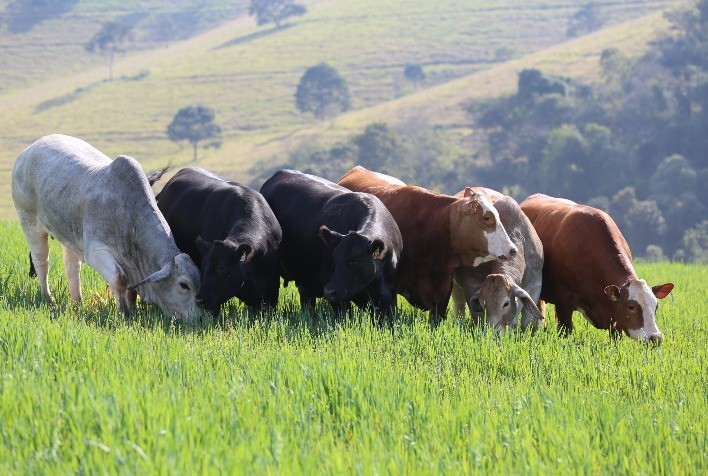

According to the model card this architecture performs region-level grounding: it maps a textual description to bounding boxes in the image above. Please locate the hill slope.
[0,0,676,218]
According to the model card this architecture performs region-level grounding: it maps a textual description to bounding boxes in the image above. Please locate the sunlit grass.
[0,220,705,473]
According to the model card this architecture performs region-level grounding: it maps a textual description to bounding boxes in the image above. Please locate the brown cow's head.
[603,279,674,345]
[450,188,517,266]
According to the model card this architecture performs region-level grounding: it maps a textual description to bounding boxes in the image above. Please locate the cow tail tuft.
[146,166,170,186]
[29,251,37,278]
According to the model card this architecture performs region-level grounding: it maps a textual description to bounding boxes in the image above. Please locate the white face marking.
[626,279,661,341]
[479,198,514,258]
[473,254,496,267]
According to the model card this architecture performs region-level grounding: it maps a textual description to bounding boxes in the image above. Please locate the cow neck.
[124,205,181,293]
[585,242,637,329]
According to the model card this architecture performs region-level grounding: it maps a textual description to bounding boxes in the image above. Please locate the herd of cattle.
[11,134,674,345]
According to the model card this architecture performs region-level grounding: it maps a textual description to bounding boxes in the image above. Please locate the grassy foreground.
[0,220,706,473]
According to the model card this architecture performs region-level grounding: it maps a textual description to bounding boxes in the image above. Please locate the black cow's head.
[194,236,254,315]
[319,225,385,303]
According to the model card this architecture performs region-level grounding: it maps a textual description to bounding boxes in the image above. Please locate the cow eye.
[503,301,509,308]
[179,282,190,291]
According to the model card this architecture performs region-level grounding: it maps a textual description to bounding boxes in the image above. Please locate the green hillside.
[0,0,676,218]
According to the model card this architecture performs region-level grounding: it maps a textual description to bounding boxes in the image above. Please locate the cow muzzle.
[647,333,664,346]
[323,287,339,302]
[497,245,518,261]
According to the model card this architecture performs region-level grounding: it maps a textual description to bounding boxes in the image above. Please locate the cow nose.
[648,333,664,346]
[498,245,518,261]
[323,288,337,300]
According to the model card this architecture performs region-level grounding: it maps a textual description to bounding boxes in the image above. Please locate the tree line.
[252,1,708,263]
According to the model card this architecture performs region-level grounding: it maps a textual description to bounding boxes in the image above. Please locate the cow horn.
[128,260,172,290]
[512,285,544,322]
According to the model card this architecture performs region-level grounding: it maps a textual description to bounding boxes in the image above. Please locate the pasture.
[0,220,705,473]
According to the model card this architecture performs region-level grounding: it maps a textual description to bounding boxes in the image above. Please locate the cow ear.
[513,285,544,322]
[604,285,622,302]
[237,244,255,263]
[128,260,172,290]
[463,187,476,198]
[319,225,343,248]
[652,283,674,299]
[368,239,385,259]
[195,236,212,257]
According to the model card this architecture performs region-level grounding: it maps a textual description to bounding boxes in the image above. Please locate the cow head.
[603,279,674,345]
[478,274,544,332]
[319,225,385,303]
[194,236,254,315]
[451,188,517,267]
[129,253,201,321]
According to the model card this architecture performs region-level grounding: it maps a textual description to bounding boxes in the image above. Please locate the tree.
[5,0,78,33]
[403,64,426,90]
[567,3,604,38]
[167,106,222,161]
[249,0,306,28]
[352,123,403,173]
[541,124,586,199]
[675,221,708,263]
[295,63,351,120]
[517,69,567,102]
[85,21,133,81]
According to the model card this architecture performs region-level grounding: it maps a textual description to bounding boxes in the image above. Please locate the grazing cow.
[152,167,282,316]
[260,169,402,315]
[452,188,544,331]
[520,193,674,344]
[12,134,201,320]
[338,166,517,322]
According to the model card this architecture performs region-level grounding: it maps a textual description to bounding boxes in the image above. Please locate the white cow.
[452,188,544,331]
[12,134,201,320]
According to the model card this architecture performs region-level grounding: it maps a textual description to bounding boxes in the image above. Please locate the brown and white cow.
[452,188,544,332]
[520,193,674,344]
[338,166,517,322]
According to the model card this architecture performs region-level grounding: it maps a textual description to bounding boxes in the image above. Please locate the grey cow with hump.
[12,134,201,320]
[452,187,544,331]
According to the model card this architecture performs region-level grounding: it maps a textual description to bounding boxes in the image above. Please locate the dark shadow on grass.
[214,24,294,50]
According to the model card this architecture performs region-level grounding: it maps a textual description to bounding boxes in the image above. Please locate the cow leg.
[555,301,574,336]
[451,280,468,319]
[429,302,448,326]
[298,287,316,311]
[61,245,82,302]
[23,225,53,302]
[126,288,138,310]
[84,247,131,316]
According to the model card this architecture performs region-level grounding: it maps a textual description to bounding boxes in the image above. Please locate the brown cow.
[520,193,674,344]
[338,166,517,322]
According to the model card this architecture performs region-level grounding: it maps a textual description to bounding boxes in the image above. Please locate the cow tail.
[146,166,170,186]
[29,252,37,278]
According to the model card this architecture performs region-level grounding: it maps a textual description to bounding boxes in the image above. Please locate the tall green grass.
[0,220,706,473]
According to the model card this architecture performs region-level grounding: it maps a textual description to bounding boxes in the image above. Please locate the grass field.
[0,220,706,473]
[0,0,677,219]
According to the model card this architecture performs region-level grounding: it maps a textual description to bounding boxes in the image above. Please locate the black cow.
[259,169,402,316]
[152,167,282,316]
